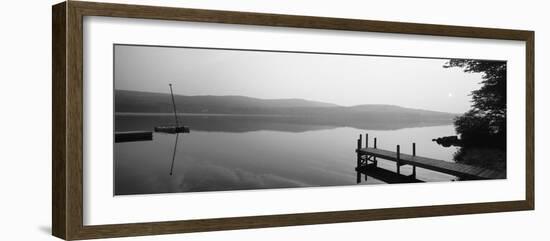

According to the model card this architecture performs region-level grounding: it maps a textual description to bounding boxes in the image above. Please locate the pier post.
[356,138,362,166]
[412,143,417,179]
[396,145,401,174]
[373,137,378,166]
[356,137,362,183]
[364,133,369,181]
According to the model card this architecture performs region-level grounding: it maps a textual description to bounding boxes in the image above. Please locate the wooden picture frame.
[52,1,534,240]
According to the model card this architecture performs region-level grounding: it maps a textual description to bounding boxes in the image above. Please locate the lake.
[114,114,459,195]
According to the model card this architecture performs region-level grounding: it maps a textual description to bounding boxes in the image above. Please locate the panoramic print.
[113,44,507,195]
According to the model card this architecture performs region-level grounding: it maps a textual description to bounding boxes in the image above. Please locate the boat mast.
[169,83,179,126]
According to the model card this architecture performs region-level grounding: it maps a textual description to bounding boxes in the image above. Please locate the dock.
[115,131,153,143]
[355,133,505,182]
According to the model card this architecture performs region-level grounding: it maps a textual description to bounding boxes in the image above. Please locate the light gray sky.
[114,45,485,113]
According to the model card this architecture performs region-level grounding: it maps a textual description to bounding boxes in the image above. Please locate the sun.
[448,93,453,97]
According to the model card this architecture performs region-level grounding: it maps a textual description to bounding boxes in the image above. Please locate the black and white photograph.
[114,44,507,195]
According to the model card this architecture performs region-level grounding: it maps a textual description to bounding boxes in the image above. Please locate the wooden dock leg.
[412,143,416,179]
[356,138,362,167]
[396,145,401,175]
[364,134,368,181]
[364,154,368,181]
[373,137,378,167]
[356,138,362,183]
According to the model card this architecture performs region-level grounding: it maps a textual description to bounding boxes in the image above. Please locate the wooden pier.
[115,131,153,143]
[355,133,505,183]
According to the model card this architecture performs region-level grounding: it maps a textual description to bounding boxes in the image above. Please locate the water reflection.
[169,133,180,176]
[115,113,453,133]
[114,114,458,195]
[356,164,424,184]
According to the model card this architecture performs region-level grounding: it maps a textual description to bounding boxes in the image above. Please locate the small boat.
[154,83,191,134]
[154,126,190,134]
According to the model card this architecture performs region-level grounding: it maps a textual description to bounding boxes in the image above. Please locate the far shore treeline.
[114,89,457,131]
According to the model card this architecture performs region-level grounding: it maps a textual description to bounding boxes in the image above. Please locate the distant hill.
[115,90,339,113]
[115,90,457,130]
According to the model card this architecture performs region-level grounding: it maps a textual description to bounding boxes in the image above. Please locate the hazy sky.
[114,45,486,113]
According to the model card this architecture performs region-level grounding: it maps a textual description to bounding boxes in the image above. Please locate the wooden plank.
[477,169,495,179]
[477,169,506,179]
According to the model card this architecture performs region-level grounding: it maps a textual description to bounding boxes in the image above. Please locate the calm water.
[114,115,459,195]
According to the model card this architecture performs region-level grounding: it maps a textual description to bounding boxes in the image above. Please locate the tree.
[444,59,507,149]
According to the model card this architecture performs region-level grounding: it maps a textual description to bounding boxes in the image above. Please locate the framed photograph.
[52,1,534,240]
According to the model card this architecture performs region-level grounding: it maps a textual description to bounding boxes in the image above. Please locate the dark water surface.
[114,114,458,195]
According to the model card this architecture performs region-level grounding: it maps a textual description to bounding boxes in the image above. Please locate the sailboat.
[154,83,190,134]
